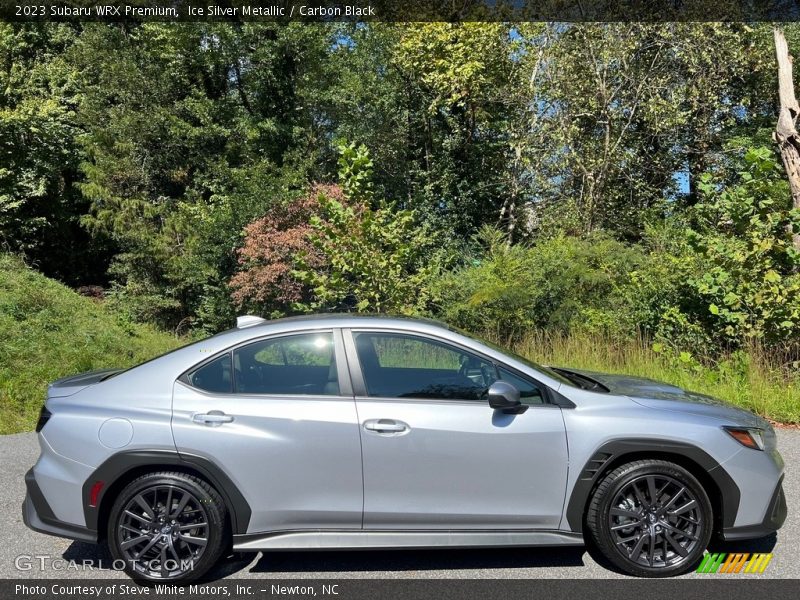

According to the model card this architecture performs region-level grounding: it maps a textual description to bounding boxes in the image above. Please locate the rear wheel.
[586,459,713,577]
[107,472,228,583]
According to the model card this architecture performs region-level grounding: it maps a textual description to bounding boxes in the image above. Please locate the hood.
[48,368,123,398]
[555,367,770,429]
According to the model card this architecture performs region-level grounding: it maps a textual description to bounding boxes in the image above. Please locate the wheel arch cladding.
[83,450,251,538]
[565,439,739,533]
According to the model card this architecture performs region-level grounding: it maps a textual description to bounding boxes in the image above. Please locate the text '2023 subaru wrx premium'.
[23,315,786,581]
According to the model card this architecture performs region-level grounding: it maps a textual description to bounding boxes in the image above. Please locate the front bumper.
[22,468,97,544]
[722,474,787,541]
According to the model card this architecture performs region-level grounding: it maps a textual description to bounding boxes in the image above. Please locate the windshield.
[450,327,576,387]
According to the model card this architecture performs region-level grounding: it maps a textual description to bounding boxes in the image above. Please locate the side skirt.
[233,529,584,552]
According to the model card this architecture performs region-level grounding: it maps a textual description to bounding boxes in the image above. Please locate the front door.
[172,329,363,534]
[347,330,568,530]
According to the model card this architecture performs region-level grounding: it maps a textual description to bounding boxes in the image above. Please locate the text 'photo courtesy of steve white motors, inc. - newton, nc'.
[13,582,336,597]
[23,4,376,18]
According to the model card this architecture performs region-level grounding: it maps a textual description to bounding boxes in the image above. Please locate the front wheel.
[586,459,713,577]
[107,472,228,583]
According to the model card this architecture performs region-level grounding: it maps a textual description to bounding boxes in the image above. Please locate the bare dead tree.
[772,28,800,252]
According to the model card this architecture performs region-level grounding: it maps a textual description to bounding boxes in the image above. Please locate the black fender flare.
[82,450,252,536]
[564,438,740,532]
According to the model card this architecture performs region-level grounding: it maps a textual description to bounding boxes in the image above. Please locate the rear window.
[188,354,232,393]
[233,332,339,395]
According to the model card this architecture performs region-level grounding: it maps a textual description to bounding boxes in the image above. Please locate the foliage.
[71,23,332,330]
[613,219,709,351]
[435,226,644,340]
[234,143,449,316]
[0,23,113,285]
[295,192,444,315]
[0,254,184,434]
[337,141,375,203]
[385,23,522,235]
[688,147,800,346]
[230,184,341,316]
[523,23,777,240]
[4,22,800,427]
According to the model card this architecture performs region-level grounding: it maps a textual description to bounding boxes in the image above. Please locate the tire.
[586,459,713,577]
[107,471,229,583]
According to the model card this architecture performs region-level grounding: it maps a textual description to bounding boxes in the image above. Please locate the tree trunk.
[773,27,800,252]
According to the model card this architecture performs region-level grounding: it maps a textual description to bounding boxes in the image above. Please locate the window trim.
[343,327,560,407]
[178,328,353,398]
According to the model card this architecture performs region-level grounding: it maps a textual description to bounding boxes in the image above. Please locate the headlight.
[723,426,765,450]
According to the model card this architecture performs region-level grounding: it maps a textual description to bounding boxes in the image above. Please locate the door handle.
[363,419,409,434]
[192,410,234,426]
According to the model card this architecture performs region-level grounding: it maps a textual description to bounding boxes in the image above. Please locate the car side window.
[188,353,232,393]
[233,332,339,395]
[498,366,544,405]
[354,332,495,400]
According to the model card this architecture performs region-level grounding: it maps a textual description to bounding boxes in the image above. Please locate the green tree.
[517,23,781,240]
[72,23,332,329]
[322,23,523,238]
[295,143,445,314]
[295,192,442,314]
[0,23,111,285]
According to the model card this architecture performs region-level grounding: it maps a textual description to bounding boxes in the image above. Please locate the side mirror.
[487,381,527,414]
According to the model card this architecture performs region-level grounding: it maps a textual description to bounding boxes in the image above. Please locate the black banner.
[5,579,800,600]
[3,0,800,23]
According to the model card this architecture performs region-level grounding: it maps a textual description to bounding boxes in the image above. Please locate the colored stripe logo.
[696,553,773,574]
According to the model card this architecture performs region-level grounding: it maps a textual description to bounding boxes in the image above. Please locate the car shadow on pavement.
[707,533,778,553]
[245,546,589,574]
[61,542,605,578]
[62,541,112,565]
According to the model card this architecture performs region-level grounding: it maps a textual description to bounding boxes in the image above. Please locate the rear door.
[171,329,363,534]
[345,328,569,530]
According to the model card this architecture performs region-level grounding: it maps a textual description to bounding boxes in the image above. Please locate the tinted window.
[188,354,232,393]
[498,367,544,405]
[233,332,339,395]
[355,332,495,400]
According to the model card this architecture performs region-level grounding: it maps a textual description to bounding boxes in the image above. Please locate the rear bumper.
[22,468,97,544]
[722,475,787,541]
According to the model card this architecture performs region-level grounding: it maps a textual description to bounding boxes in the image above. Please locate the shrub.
[229,184,342,316]
[688,147,800,348]
[434,227,644,340]
[295,192,445,314]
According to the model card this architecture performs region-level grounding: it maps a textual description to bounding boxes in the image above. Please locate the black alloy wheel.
[608,474,703,568]
[587,459,713,577]
[107,472,228,583]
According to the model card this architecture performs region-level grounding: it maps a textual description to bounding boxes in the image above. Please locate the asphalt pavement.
[1,430,797,580]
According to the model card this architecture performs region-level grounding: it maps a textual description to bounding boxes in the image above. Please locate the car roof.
[239,313,453,332]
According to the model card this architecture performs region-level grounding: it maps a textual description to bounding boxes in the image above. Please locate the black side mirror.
[487,381,527,414]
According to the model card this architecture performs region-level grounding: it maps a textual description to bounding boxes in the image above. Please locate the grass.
[503,330,800,425]
[0,254,185,434]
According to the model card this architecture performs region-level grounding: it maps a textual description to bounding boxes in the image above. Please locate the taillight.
[35,405,51,432]
[723,426,765,450]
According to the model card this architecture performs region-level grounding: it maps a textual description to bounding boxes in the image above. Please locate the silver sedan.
[23,314,786,581]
